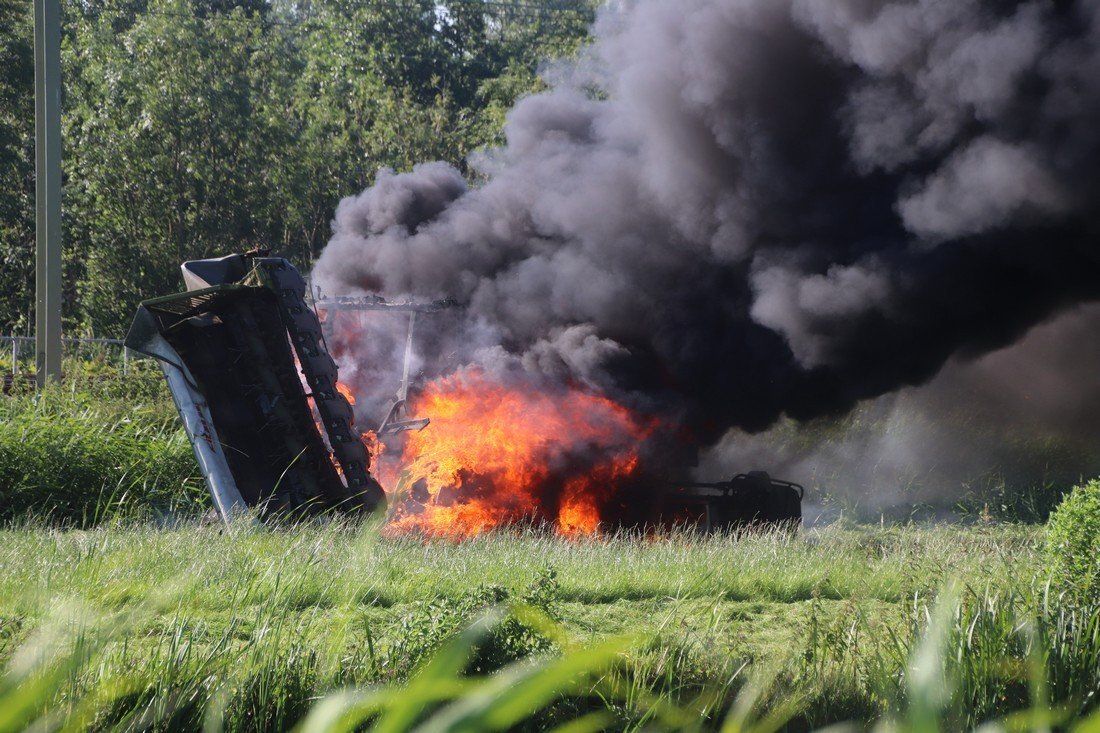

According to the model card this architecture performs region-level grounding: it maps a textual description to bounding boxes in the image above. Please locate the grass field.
[2,375,1099,730]
[2,521,1098,730]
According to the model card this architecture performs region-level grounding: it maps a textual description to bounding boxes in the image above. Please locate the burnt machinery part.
[254,259,382,507]
[125,254,385,522]
[657,471,803,531]
[311,294,456,436]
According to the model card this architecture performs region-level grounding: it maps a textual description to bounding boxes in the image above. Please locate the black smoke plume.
[314,0,1100,460]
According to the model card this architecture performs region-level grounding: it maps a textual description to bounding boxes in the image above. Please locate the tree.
[65,0,301,333]
[0,0,34,333]
[0,0,596,335]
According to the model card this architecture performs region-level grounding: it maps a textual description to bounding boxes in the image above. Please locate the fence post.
[123,346,129,375]
[10,339,16,376]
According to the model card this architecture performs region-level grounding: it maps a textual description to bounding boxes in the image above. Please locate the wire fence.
[2,336,132,377]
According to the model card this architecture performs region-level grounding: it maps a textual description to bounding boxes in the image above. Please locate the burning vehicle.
[128,252,802,534]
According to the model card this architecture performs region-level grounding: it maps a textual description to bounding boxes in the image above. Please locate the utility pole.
[34,0,62,387]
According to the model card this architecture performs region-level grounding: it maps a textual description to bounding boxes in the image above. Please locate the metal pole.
[398,311,416,403]
[10,339,17,376]
[34,0,62,387]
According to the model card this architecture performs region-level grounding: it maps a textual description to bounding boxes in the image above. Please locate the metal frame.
[130,326,250,522]
[312,292,454,436]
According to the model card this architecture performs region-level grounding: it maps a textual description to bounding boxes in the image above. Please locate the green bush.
[0,383,207,525]
[1045,479,1100,608]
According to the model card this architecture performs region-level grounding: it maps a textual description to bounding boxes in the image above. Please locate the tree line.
[0,0,594,336]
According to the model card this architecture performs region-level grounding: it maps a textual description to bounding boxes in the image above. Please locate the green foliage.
[1045,479,1100,609]
[0,0,596,335]
[3,376,1096,728]
[383,566,560,677]
[0,0,33,334]
[0,381,207,525]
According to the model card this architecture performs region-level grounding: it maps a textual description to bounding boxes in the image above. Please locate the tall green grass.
[0,377,206,525]
[0,523,1097,730]
[2,551,1099,731]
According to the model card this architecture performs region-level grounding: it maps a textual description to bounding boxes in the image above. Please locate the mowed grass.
[2,521,1078,730]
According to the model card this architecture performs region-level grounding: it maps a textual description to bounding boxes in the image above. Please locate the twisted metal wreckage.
[125,252,802,531]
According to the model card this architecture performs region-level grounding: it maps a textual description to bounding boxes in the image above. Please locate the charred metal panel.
[657,472,802,531]
[126,255,385,521]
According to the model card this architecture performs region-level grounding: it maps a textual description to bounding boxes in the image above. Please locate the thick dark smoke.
[700,303,1100,521]
[314,0,1100,459]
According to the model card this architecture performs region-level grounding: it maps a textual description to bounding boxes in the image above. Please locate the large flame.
[371,370,651,539]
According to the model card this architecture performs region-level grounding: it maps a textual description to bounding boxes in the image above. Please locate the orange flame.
[335,381,356,406]
[373,370,651,539]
